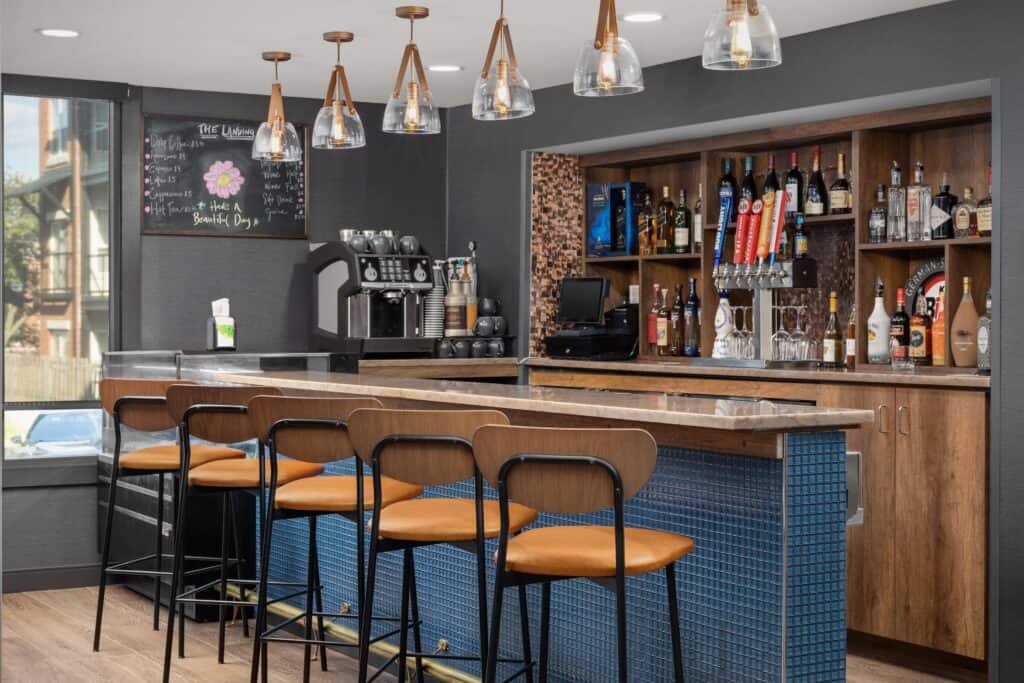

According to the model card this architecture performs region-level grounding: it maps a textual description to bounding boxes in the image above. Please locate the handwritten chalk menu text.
[142,116,306,238]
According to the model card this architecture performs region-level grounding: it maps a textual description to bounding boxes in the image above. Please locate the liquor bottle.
[977,164,993,237]
[906,161,932,242]
[889,287,912,370]
[845,304,857,369]
[931,174,957,240]
[829,152,852,215]
[656,186,676,254]
[777,218,793,261]
[712,289,734,359]
[951,276,979,367]
[719,158,738,223]
[784,151,804,219]
[674,189,692,254]
[932,287,946,366]
[867,280,891,364]
[822,291,843,368]
[887,161,907,242]
[909,295,933,366]
[740,156,757,204]
[657,287,671,356]
[953,187,978,238]
[613,188,628,252]
[647,283,660,355]
[805,145,828,216]
[670,283,684,356]
[638,191,655,256]
[693,183,703,255]
[869,184,887,244]
[683,277,701,357]
[763,154,780,196]
[977,289,992,374]
[793,213,809,259]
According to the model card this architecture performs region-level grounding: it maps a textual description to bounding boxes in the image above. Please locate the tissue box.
[586,182,642,257]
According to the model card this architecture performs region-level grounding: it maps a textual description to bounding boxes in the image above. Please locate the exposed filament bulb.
[404,81,421,130]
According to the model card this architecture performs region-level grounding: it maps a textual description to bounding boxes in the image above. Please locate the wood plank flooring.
[1,585,984,682]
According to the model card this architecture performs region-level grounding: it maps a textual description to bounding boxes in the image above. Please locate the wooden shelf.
[583,255,639,265]
[858,237,991,252]
[703,214,855,231]
[642,253,702,262]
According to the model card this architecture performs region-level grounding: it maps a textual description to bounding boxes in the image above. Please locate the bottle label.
[930,204,952,228]
[675,227,689,250]
[806,200,824,215]
[785,182,799,212]
[909,326,928,358]
[823,339,838,362]
[977,206,992,234]
[656,318,669,346]
[907,192,921,223]
[795,234,808,257]
[954,208,972,232]
[647,313,658,344]
[830,190,851,210]
[846,339,856,357]
[978,326,990,354]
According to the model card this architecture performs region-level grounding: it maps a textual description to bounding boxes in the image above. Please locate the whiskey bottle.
[931,175,957,240]
[784,151,804,219]
[932,286,946,366]
[869,184,887,244]
[845,304,857,369]
[822,291,843,368]
[909,295,933,366]
[867,280,891,364]
[638,192,655,256]
[740,156,757,204]
[719,158,739,223]
[763,153,780,196]
[674,190,692,254]
[977,164,993,236]
[951,276,979,367]
[887,161,907,242]
[656,186,676,254]
[683,277,701,357]
[647,284,660,355]
[670,283,684,356]
[906,161,932,242]
[805,145,828,216]
[953,187,978,238]
[693,183,703,255]
[977,289,992,374]
[889,287,912,370]
[793,213,809,259]
[613,188,628,252]
[656,288,671,356]
[829,152,852,215]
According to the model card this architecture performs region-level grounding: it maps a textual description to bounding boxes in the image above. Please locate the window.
[3,94,113,459]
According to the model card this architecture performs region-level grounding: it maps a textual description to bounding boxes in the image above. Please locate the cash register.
[543,277,638,361]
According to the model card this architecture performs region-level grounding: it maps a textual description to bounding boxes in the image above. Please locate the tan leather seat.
[188,458,324,488]
[274,475,423,512]
[504,525,694,577]
[119,443,245,471]
[372,498,537,543]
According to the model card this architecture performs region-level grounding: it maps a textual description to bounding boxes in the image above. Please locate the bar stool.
[347,408,539,683]
[94,378,246,650]
[473,425,695,683]
[161,384,322,683]
[246,395,424,683]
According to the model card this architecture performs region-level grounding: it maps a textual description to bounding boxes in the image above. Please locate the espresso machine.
[308,239,437,357]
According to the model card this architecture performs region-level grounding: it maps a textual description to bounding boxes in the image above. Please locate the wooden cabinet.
[820,384,987,659]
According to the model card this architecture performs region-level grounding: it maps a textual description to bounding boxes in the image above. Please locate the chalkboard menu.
[142,115,307,238]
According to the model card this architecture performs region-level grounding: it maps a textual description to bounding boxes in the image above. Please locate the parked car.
[6,409,102,459]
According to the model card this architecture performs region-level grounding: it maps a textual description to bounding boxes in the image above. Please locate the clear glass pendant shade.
[573,35,644,97]
[473,60,535,121]
[312,101,366,149]
[383,82,440,134]
[702,3,782,70]
[252,118,303,162]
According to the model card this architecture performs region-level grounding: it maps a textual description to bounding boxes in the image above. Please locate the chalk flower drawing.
[203,160,245,198]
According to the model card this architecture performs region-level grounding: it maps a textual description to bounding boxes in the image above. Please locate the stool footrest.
[176,579,306,607]
[367,653,401,683]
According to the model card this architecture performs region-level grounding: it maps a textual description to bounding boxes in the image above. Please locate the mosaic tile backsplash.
[258,432,846,682]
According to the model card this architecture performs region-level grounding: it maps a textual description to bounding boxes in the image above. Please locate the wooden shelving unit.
[573,97,992,364]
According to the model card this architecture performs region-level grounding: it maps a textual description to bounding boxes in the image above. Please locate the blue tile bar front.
[258,430,847,683]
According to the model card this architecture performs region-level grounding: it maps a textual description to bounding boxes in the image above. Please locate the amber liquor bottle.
[657,288,672,356]
[909,295,933,366]
[670,283,684,356]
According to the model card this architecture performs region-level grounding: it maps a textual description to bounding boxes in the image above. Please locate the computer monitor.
[557,277,607,325]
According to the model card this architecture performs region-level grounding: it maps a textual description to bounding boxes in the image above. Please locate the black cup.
[437,339,455,358]
[478,298,500,316]
[453,340,471,358]
[487,339,505,357]
[491,316,507,336]
[474,316,495,337]
[471,340,488,358]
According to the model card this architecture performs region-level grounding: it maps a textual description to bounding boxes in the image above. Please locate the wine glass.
[770,306,790,361]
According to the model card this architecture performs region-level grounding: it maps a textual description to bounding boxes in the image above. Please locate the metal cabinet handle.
[876,404,889,434]
[897,405,910,436]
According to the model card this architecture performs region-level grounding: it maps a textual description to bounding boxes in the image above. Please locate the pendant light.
[573,0,643,97]
[312,32,366,150]
[383,6,440,135]
[252,51,304,162]
[472,0,534,121]
[702,0,782,70]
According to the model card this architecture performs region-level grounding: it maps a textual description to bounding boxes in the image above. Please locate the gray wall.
[124,88,447,352]
[444,1,1022,678]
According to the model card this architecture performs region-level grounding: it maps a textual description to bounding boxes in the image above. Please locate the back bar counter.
[218,370,871,682]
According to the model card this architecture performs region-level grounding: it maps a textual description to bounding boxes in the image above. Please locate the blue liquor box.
[587,182,645,257]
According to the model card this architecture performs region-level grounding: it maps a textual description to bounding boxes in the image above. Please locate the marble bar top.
[216,370,873,433]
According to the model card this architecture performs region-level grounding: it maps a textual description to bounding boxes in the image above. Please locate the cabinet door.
[893,388,987,659]
[818,384,898,639]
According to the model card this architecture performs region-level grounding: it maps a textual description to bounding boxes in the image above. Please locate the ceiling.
[3,0,948,107]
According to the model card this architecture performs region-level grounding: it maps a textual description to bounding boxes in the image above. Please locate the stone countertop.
[357,357,520,379]
[525,357,991,389]
[216,370,873,433]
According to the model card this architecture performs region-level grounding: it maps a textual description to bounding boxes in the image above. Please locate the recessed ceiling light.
[428,65,463,73]
[36,28,80,38]
[622,12,664,23]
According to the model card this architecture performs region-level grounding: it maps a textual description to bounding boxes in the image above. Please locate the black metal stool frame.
[358,434,534,683]
[250,417,414,683]
[94,394,232,651]
[161,403,309,683]
[484,454,685,683]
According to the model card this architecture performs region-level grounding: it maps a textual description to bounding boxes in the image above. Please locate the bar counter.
[219,371,870,682]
